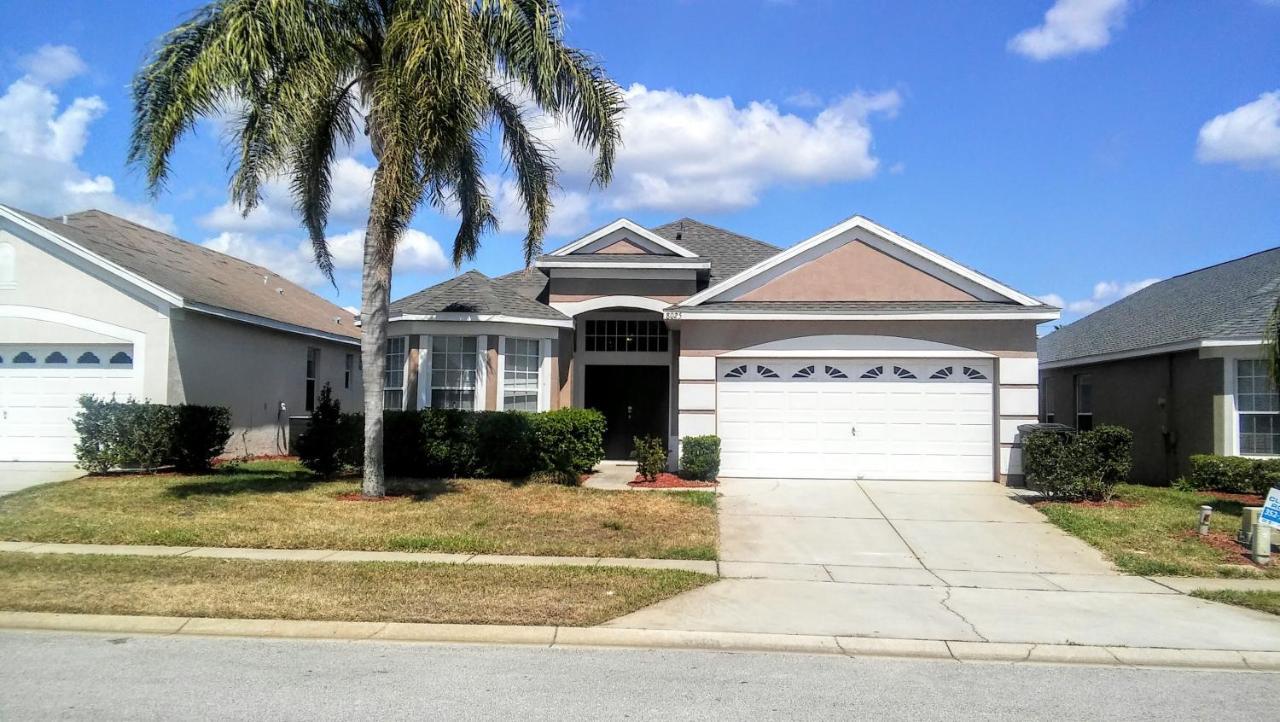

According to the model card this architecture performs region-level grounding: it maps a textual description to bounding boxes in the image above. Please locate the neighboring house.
[387,215,1055,482]
[0,204,362,463]
[1039,248,1280,484]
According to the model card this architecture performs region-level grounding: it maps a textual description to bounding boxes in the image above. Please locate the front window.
[305,347,320,412]
[344,353,354,389]
[584,318,668,352]
[1237,359,1279,455]
[383,337,407,410]
[430,335,477,409]
[503,338,541,411]
[1043,377,1055,423]
[1075,374,1092,431]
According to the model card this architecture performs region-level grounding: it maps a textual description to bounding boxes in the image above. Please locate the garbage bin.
[1012,423,1075,489]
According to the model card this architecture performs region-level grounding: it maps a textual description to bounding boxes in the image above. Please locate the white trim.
[547,218,698,258]
[1040,337,1266,370]
[0,305,146,399]
[535,259,709,271]
[474,335,488,412]
[538,338,552,412]
[0,206,183,307]
[664,311,1059,322]
[186,302,359,346]
[496,335,507,411]
[550,295,672,316]
[389,320,559,340]
[416,335,431,409]
[677,214,1042,308]
[538,267,699,281]
[388,312,572,329]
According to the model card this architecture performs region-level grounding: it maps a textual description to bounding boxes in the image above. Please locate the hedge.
[73,396,231,473]
[1180,455,1280,496]
[301,406,606,482]
[1022,424,1133,501]
[679,435,720,481]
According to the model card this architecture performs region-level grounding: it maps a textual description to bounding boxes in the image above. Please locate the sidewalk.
[0,541,716,574]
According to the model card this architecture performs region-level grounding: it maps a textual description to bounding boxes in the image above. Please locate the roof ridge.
[655,217,780,251]
[1160,245,1280,285]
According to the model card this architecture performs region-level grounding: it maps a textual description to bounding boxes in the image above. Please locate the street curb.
[1,611,1276,671]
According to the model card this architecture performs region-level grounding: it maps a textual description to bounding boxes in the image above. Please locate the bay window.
[503,338,541,411]
[383,336,407,410]
[430,335,478,409]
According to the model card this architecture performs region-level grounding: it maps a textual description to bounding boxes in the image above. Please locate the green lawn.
[0,461,717,560]
[1037,484,1276,578]
[0,552,713,626]
[1191,589,1280,617]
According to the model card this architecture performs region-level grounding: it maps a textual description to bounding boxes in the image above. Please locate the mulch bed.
[629,473,718,489]
[1205,491,1266,505]
[1176,529,1263,567]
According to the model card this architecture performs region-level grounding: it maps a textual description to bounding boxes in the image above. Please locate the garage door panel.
[716,357,993,481]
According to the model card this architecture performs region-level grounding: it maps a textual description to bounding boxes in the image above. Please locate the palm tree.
[130,0,622,496]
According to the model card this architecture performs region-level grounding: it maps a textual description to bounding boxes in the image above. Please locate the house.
[386,215,1056,482]
[1039,248,1280,484]
[0,204,362,464]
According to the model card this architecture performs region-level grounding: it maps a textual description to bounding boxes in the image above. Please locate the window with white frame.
[1236,359,1279,455]
[503,338,540,411]
[384,337,407,410]
[1075,374,1093,431]
[430,335,478,409]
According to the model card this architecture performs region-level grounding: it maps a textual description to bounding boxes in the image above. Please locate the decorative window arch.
[824,365,848,379]
[929,366,953,379]
[793,365,815,379]
[723,364,748,379]
[77,351,101,364]
[962,366,987,380]
[892,365,917,379]
[756,364,779,378]
[45,351,68,364]
[14,351,36,364]
[860,365,884,379]
[109,351,133,365]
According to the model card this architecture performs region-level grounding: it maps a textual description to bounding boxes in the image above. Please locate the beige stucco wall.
[1040,351,1222,485]
[549,277,696,303]
[0,225,172,402]
[169,310,361,456]
[739,241,976,302]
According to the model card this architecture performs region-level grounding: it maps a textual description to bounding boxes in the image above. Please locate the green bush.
[171,404,232,472]
[634,435,668,482]
[679,435,720,481]
[72,396,229,473]
[1022,424,1133,501]
[1182,455,1280,495]
[296,384,345,477]
[475,411,537,478]
[418,408,478,477]
[531,408,607,475]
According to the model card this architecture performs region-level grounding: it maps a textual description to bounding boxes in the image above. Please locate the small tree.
[634,435,667,482]
[297,384,344,477]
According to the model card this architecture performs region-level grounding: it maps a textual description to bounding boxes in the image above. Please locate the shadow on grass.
[379,477,462,502]
[167,468,324,498]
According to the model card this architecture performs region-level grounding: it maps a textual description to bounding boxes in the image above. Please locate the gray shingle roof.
[5,206,359,340]
[674,301,1040,315]
[650,218,779,284]
[389,270,568,321]
[1039,247,1280,364]
[536,253,709,265]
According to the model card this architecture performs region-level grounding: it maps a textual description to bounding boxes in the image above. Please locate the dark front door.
[584,365,670,460]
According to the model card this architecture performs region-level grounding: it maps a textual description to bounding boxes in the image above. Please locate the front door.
[584,365,670,460]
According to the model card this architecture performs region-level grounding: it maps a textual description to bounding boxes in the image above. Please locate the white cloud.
[532,83,901,215]
[0,46,173,231]
[321,227,447,271]
[19,45,88,86]
[1196,91,1280,170]
[1009,0,1131,61]
[1044,277,1159,316]
[203,231,328,286]
[199,156,376,233]
[783,89,823,108]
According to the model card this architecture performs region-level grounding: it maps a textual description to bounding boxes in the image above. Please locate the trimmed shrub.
[297,384,345,477]
[336,412,364,470]
[1022,424,1133,501]
[418,408,478,477]
[171,404,232,472]
[72,396,229,473]
[1181,455,1280,495]
[634,435,668,482]
[679,435,721,481]
[532,408,607,475]
[475,411,536,478]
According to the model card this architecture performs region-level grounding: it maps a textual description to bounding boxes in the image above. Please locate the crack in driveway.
[938,588,987,642]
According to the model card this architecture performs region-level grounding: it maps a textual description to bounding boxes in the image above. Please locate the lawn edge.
[1,611,1276,672]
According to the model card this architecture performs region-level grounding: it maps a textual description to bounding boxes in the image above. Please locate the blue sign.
[1262,488,1280,529]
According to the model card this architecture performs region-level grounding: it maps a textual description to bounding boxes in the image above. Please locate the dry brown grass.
[0,552,713,626]
[0,461,717,559]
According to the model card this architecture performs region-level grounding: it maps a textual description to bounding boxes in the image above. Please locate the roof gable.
[389,269,569,324]
[737,239,977,302]
[679,215,1042,307]
[548,219,697,257]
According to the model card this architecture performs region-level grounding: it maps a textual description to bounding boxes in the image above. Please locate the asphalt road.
[0,631,1275,720]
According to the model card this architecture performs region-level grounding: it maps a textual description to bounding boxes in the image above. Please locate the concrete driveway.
[608,478,1280,651]
[0,463,83,496]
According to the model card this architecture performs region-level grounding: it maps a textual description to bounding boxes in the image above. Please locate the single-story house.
[1039,248,1280,484]
[386,215,1056,482]
[0,204,362,463]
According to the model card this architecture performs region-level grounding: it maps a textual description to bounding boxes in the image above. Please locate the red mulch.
[1176,529,1262,567]
[215,454,298,466]
[1205,491,1266,505]
[629,473,718,489]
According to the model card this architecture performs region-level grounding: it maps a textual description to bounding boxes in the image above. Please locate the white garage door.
[0,345,138,462]
[716,358,994,481]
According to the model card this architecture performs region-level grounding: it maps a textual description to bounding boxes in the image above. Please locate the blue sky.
[1,0,1278,329]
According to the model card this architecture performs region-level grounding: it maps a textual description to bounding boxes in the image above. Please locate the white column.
[997,356,1039,479]
[416,335,431,409]
[496,336,507,411]
[538,338,552,412]
[473,335,487,412]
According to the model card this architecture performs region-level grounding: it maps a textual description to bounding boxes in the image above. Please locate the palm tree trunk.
[360,211,392,498]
